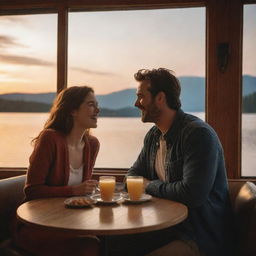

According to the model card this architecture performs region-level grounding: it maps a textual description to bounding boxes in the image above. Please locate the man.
[127,68,234,256]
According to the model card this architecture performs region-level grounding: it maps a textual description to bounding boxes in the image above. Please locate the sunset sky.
[0,5,255,95]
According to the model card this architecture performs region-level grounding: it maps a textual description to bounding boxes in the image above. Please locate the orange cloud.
[0,16,27,24]
[0,54,54,66]
[71,66,117,77]
[0,35,24,48]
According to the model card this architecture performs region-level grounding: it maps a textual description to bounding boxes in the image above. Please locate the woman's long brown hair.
[32,86,94,145]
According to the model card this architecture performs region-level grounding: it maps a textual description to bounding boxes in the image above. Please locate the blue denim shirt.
[128,109,234,256]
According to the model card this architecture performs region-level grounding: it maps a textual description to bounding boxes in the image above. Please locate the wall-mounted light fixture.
[217,43,230,73]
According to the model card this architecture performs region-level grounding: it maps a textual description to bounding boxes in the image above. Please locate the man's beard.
[141,102,161,123]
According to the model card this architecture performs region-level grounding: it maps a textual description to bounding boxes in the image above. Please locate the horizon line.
[0,74,255,95]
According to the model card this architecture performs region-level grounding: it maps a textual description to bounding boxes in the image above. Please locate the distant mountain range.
[0,75,255,115]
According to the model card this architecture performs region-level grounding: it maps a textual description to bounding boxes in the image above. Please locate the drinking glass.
[126,176,144,200]
[99,176,116,201]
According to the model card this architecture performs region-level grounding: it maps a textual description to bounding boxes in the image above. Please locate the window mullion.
[57,6,68,93]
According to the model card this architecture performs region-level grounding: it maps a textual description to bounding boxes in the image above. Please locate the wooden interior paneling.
[0,0,205,9]
[206,0,243,178]
[0,169,27,180]
[0,168,126,181]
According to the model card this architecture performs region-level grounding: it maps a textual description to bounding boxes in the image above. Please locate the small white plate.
[122,193,152,203]
[90,193,123,204]
[64,196,96,208]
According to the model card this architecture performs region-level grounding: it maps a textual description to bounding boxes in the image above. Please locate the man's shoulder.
[183,113,212,130]
[182,113,219,141]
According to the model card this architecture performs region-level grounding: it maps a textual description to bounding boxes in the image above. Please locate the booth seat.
[0,174,255,256]
[0,175,29,256]
[228,180,256,256]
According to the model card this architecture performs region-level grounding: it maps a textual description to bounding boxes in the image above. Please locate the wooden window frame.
[1,0,256,180]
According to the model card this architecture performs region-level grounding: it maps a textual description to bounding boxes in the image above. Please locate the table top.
[16,195,188,236]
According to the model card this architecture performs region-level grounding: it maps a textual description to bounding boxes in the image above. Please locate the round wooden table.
[16,196,188,236]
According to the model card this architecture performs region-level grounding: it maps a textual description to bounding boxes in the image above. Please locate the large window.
[1,1,251,178]
[0,14,57,167]
[68,8,205,168]
[242,4,256,177]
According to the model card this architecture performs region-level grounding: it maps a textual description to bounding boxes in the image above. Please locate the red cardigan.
[24,129,100,201]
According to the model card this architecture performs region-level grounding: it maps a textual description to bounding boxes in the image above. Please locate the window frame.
[1,0,256,180]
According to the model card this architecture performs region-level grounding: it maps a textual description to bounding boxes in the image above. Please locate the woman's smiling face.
[72,91,100,129]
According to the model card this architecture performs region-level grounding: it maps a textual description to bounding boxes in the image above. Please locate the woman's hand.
[72,179,98,196]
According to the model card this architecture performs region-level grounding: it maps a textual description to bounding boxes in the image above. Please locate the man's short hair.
[134,68,181,110]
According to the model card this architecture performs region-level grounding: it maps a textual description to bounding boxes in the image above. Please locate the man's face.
[134,80,161,123]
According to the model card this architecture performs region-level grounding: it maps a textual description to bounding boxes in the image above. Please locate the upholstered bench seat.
[0,175,28,256]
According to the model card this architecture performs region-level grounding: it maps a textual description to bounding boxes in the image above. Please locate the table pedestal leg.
[99,236,108,256]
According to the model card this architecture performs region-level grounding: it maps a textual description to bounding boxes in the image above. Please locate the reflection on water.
[0,112,255,176]
[0,113,48,168]
[242,114,256,176]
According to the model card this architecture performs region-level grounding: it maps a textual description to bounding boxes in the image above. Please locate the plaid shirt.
[128,109,234,256]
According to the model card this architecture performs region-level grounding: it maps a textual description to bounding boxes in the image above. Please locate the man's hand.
[143,178,151,190]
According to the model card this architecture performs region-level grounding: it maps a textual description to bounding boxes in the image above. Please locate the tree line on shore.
[0,92,255,115]
[0,98,141,116]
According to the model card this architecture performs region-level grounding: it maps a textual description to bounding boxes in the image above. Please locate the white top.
[155,135,167,181]
[68,164,83,186]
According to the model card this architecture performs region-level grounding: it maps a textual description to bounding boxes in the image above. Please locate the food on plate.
[69,198,92,206]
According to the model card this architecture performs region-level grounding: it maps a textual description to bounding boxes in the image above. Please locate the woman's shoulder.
[39,129,65,141]
[87,134,100,147]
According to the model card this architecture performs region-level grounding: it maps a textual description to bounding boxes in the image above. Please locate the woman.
[14,86,100,256]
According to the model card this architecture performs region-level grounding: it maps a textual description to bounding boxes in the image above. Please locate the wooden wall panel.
[206,0,243,178]
[0,0,204,9]
[0,169,27,179]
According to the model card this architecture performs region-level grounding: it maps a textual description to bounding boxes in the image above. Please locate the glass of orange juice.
[126,176,144,201]
[99,176,116,201]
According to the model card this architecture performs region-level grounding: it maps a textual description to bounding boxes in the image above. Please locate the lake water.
[0,112,255,177]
